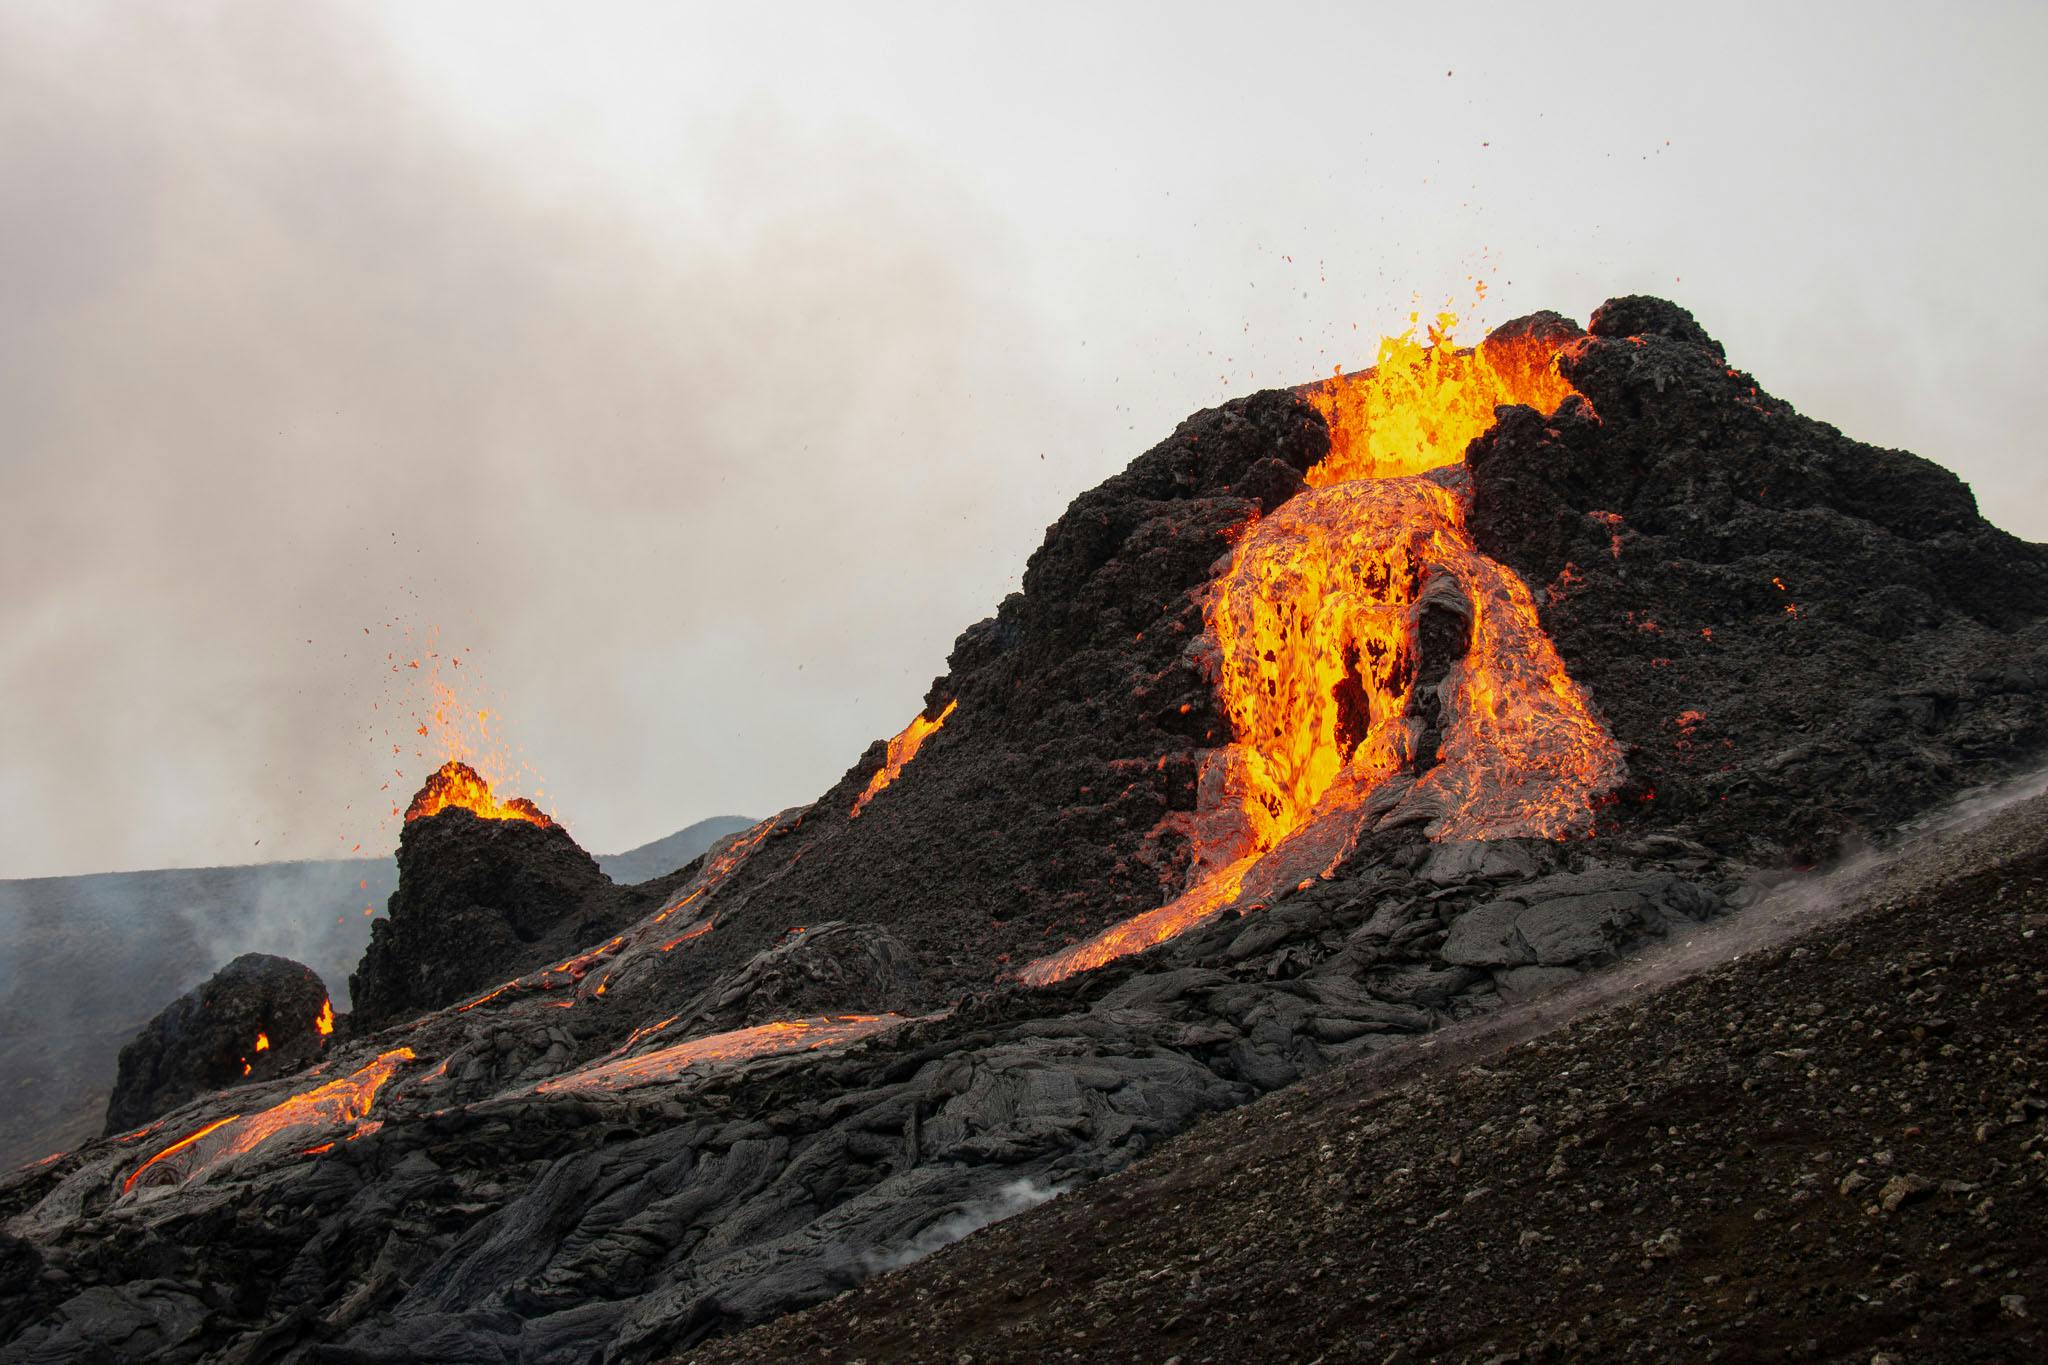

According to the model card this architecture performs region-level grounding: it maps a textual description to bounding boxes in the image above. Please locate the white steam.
[861,1177,1069,1275]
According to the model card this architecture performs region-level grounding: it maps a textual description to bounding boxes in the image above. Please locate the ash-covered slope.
[3,298,2045,1365]
[696,781,2048,1365]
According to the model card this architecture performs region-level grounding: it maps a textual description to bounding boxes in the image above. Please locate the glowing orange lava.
[315,1000,335,1036]
[122,1048,415,1195]
[404,760,553,828]
[850,701,957,818]
[1305,314,1575,484]
[536,1015,907,1094]
[121,1116,239,1195]
[1021,311,1621,986]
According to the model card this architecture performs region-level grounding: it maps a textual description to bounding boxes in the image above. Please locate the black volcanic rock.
[350,807,663,1030]
[1466,300,2048,860]
[680,921,926,1034]
[593,390,1330,1027]
[7,297,2048,1365]
[101,952,329,1134]
[697,791,2048,1365]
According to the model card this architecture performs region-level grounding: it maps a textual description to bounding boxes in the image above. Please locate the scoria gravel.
[688,787,2048,1365]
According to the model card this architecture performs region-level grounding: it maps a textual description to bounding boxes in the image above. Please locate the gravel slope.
[690,789,2048,1364]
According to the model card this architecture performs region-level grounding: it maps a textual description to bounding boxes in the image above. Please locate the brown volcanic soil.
[689,790,2048,1365]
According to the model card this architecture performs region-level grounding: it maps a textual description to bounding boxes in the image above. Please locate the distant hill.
[595,816,756,885]
[0,816,750,1168]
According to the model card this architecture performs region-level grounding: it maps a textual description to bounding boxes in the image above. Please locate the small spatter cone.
[403,760,553,828]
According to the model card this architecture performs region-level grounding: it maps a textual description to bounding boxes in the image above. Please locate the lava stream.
[1021,314,1620,986]
[122,1048,415,1195]
[851,700,956,817]
[536,1015,911,1094]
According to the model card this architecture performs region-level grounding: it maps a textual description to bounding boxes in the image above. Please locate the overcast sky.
[4,1,2044,879]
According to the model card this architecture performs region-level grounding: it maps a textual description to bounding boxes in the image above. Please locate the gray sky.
[4,0,2044,879]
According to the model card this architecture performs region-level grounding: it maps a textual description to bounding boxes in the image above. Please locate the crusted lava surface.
[691,787,2048,1365]
[3,298,2046,1364]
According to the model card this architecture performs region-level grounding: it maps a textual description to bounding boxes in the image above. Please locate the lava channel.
[535,1015,912,1094]
[122,1048,415,1195]
[1021,315,1622,986]
[851,700,956,818]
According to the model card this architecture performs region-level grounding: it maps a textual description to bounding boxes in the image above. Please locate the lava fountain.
[404,760,554,828]
[1021,314,1622,985]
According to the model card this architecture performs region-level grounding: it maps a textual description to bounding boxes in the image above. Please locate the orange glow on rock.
[403,760,552,828]
[121,1116,240,1195]
[1019,857,1253,986]
[850,701,957,818]
[537,1016,907,1095]
[122,1049,415,1195]
[254,1033,270,1053]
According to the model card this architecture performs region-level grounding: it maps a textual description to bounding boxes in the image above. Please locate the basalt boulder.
[101,952,329,1135]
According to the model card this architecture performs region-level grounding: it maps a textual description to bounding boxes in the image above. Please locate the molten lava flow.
[536,1015,908,1095]
[1211,476,1620,845]
[1018,856,1254,987]
[1020,311,1621,986]
[120,1116,239,1195]
[850,700,957,818]
[315,1000,335,1036]
[1304,313,1574,484]
[403,760,553,828]
[121,1048,415,1195]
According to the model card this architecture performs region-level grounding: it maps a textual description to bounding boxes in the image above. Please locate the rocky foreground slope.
[2,299,2044,1363]
[693,782,2048,1364]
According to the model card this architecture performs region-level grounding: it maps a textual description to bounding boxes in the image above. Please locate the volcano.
[4,297,2046,1364]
